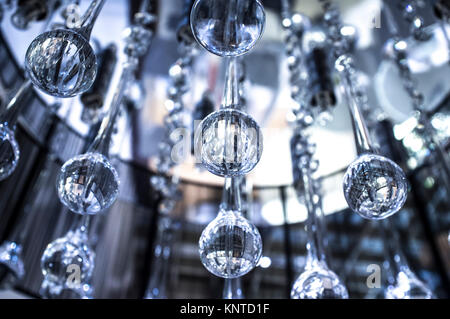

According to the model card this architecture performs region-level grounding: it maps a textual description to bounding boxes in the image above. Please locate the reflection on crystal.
[196,108,263,177]
[343,154,408,220]
[123,25,153,58]
[223,278,244,299]
[190,0,265,56]
[146,287,166,299]
[291,261,348,299]
[57,153,119,215]
[199,209,262,278]
[0,124,20,181]
[150,175,178,198]
[40,228,94,299]
[25,29,97,97]
[385,270,434,299]
[124,79,146,110]
[0,241,24,287]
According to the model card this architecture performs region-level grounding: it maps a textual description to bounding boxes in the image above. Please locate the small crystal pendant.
[25,29,97,97]
[57,153,119,215]
[0,241,25,287]
[0,124,20,181]
[195,108,263,177]
[291,260,348,299]
[190,0,265,57]
[40,228,95,299]
[343,154,408,220]
[199,208,262,278]
[385,269,434,299]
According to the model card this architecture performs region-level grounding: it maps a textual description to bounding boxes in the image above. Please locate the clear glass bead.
[385,270,434,299]
[0,123,20,181]
[343,154,408,220]
[158,198,177,215]
[123,25,153,58]
[41,228,94,297]
[190,0,265,56]
[0,241,25,282]
[25,29,97,97]
[199,208,262,278]
[291,262,349,299]
[57,153,119,215]
[195,108,263,177]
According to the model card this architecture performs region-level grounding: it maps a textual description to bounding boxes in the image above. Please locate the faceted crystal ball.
[385,271,434,299]
[343,153,408,220]
[57,153,119,215]
[195,108,263,177]
[190,0,265,56]
[291,265,349,299]
[25,29,97,98]
[0,123,20,181]
[199,209,262,278]
[41,229,95,291]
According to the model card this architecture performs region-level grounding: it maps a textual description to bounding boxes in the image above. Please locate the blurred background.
[0,0,448,299]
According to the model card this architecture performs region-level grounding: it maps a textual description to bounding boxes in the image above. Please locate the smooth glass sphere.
[0,124,20,181]
[343,153,408,220]
[195,108,263,177]
[25,29,97,98]
[57,153,119,215]
[190,0,265,56]
[41,229,94,294]
[199,209,262,278]
[291,264,349,299]
[385,271,434,299]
